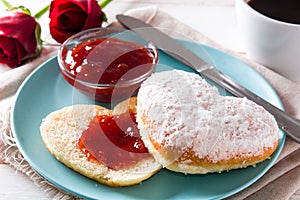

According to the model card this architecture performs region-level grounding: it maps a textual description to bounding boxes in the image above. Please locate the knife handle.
[201,67,300,143]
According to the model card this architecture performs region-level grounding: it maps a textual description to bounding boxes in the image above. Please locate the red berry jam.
[61,37,157,102]
[77,111,151,170]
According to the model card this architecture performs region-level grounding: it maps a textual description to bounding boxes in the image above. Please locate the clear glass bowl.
[58,27,158,102]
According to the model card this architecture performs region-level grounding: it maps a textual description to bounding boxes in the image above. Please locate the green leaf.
[34,22,43,57]
[10,6,32,16]
[1,1,33,16]
[102,12,108,22]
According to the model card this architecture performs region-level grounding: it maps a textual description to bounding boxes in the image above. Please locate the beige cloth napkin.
[0,6,299,200]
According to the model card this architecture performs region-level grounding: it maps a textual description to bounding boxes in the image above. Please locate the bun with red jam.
[40,97,162,187]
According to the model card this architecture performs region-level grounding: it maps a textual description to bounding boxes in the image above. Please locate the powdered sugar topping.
[137,70,278,164]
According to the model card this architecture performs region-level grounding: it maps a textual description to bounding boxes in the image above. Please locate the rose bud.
[0,11,42,68]
[49,0,104,43]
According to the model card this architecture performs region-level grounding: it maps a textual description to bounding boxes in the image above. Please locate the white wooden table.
[0,0,244,199]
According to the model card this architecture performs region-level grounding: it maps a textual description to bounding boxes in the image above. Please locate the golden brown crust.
[146,122,278,174]
[165,141,278,174]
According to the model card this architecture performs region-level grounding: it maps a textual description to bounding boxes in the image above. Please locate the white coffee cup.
[235,0,300,82]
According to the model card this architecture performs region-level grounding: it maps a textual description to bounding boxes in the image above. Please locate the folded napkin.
[0,6,299,200]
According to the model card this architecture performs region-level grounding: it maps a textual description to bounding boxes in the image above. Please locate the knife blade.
[116,14,300,143]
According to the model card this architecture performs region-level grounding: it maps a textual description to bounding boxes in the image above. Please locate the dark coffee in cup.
[248,0,300,24]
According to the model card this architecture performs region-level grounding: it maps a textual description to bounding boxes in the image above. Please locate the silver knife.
[116,14,300,143]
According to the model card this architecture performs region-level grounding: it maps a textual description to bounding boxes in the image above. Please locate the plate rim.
[10,40,286,200]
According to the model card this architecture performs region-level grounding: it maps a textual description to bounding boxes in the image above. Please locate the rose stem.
[99,0,113,8]
[33,4,50,19]
[1,0,12,9]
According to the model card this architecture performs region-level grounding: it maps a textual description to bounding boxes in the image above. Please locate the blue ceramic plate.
[11,39,285,200]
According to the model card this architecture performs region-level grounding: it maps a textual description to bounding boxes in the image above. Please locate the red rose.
[0,11,41,68]
[49,0,104,43]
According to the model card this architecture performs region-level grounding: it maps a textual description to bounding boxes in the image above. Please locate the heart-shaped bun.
[136,70,279,174]
[40,97,161,187]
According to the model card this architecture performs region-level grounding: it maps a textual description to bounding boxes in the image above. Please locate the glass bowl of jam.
[58,27,159,102]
